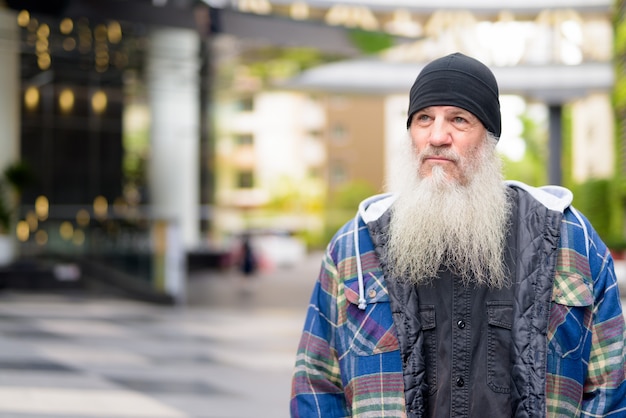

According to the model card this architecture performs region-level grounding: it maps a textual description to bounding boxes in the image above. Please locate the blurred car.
[240,229,307,270]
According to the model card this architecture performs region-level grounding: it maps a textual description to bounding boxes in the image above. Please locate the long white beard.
[385,135,511,288]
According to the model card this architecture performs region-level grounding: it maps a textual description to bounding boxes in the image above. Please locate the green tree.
[347,28,394,54]
[502,112,548,186]
[611,0,626,247]
[0,161,34,235]
[324,180,378,245]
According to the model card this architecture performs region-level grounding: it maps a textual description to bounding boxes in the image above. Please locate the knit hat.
[406,52,501,138]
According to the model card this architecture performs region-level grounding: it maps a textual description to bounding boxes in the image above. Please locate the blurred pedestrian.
[239,233,257,278]
[290,52,626,417]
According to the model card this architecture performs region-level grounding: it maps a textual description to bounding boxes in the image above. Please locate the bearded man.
[290,53,626,417]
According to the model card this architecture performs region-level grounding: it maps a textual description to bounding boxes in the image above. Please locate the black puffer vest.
[367,186,563,417]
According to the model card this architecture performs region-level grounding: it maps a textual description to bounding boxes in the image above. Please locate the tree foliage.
[501,111,548,186]
[0,161,34,234]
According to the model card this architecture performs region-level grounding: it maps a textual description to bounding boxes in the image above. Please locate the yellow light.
[17,10,30,27]
[72,229,85,246]
[59,89,74,113]
[26,211,38,231]
[95,54,109,65]
[108,21,122,44]
[62,37,76,51]
[290,1,309,20]
[35,195,49,220]
[76,209,90,227]
[37,54,51,70]
[59,221,74,240]
[385,9,422,38]
[35,230,48,245]
[60,18,73,34]
[16,221,29,242]
[325,5,379,30]
[24,86,40,110]
[94,24,107,41]
[91,90,107,114]
[37,23,50,38]
[238,0,271,15]
[95,42,108,54]
[35,39,48,53]
[93,195,108,219]
[325,5,348,26]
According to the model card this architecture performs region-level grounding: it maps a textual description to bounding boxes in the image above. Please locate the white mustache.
[418,147,460,164]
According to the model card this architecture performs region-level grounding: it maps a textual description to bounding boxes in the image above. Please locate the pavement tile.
[0,287,306,418]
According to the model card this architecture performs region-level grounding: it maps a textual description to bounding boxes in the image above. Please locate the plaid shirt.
[291,202,626,417]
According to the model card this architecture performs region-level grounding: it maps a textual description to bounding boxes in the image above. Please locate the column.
[548,104,563,186]
[146,27,200,249]
[0,8,20,266]
[0,8,20,169]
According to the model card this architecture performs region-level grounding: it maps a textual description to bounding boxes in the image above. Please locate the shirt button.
[456,377,464,387]
[368,289,376,298]
[457,320,465,329]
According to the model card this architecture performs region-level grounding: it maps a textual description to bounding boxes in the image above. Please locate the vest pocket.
[486,301,513,394]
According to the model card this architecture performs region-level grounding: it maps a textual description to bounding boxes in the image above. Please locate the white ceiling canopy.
[259,0,612,14]
[281,58,613,103]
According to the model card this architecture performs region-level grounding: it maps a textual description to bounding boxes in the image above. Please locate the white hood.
[504,180,573,213]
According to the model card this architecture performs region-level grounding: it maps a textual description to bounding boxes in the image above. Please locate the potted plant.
[0,161,33,266]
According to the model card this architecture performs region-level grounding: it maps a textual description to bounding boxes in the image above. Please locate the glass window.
[236,134,254,146]
[237,171,254,188]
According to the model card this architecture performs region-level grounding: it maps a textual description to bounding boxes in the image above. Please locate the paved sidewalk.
[0,252,325,418]
[185,251,322,310]
[0,292,307,418]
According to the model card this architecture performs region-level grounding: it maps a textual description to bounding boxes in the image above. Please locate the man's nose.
[428,119,452,146]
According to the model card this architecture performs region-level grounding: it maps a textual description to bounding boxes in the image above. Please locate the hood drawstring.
[353,212,367,310]
[352,193,396,311]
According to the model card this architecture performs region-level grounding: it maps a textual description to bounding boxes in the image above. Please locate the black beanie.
[406,52,501,138]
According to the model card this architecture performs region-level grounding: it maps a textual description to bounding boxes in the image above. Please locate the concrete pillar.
[146,27,200,250]
[0,8,20,265]
[0,8,20,170]
[548,104,563,185]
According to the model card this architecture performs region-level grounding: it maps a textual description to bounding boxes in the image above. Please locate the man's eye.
[454,116,466,123]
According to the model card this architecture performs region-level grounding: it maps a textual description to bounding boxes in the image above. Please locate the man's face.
[408,105,487,185]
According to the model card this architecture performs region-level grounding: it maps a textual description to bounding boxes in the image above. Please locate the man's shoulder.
[505,180,574,214]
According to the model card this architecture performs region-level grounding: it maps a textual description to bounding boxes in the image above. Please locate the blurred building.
[0,0,621,302]
[0,0,215,302]
[214,91,326,233]
[324,94,386,194]
[211,88,387,241]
